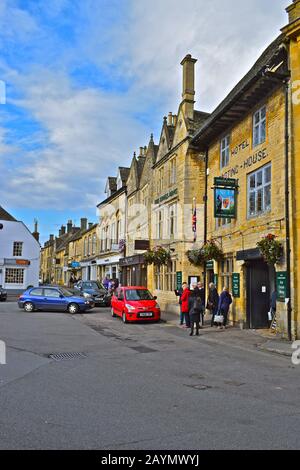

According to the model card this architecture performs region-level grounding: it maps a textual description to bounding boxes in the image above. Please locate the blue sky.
[0,0,288,244]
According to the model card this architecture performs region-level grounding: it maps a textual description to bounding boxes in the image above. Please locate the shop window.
[5,268,24,284]
[13,242,23,257]
[220,257,233,291]
[248,163,271,218]
[253,106,266,147]
[220,135,230,169]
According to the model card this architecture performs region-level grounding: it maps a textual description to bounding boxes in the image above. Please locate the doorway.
[246,259,274,329]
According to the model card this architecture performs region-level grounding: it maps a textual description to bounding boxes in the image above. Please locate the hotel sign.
[213,178,238,219]
[155,188,178,205]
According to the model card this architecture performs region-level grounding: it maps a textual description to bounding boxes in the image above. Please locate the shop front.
[96,255,121,284]
[120,255,147,287]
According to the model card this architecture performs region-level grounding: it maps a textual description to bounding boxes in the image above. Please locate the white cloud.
[0,0,289,215]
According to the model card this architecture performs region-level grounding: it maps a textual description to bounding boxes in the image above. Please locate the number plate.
[139,312,153,318]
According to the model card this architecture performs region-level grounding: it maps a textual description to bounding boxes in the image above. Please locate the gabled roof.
[119,167,130,185]
[55,229,80,252]
[192,34,287,149]
[0,206,17,222]
[105,177,117,195]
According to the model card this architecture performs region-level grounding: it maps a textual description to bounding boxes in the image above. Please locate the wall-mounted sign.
[276,272,287,302]
[214,177,238,188]
[134,240,150,251]
[222,148,268,179]
[206,260,214,270]
[214,187,237,219]
[71,262,80,268]
[154,188,178,205]
[16,259,30,266]
[176,271,183,290]
[232,273,240,298]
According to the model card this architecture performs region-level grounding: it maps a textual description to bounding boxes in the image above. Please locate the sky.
[0,0,288,244]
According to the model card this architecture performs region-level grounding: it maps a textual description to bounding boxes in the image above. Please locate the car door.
[116,288,125,316]
[73,281,82,295]
[43,288,67,311]
[28,288,44,309]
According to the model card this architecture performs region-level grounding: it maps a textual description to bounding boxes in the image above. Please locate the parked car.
[111,287,161,323]
[18,286,95,314]
[73,280,111,307]
[0,287,7,302]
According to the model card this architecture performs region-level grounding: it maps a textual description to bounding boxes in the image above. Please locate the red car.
[111,287,161,323]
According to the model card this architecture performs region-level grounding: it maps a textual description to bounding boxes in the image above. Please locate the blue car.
[18,286,95,314]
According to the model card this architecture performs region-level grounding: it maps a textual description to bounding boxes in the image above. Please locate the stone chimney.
[81,218,87,231]
[67,220,73,233]
[172,114,177,127]
[286,0,300,22]
[88,222,93,229]
[181,54,197,120]
[167,112,173,126]
[49,234,54,242]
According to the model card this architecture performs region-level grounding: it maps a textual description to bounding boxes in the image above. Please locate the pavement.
[162,309,293,358]
[0,301,299,450]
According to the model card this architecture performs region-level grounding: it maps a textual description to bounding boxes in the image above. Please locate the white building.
[0,206,40,291]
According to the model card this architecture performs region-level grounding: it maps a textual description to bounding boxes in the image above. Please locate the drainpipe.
[203,148,209,307]
[262,67,292,341]
[284,78,292,341]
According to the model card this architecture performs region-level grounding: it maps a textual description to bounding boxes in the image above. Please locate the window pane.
[260,119,266,143]
[249,175,256,189]
[261,106,266,119]
[249,192,256,215]
[264,184,271,211]
[264,165,271,183]
[254,126,259,146]
[256,171,263,187]
[257,189,263,212]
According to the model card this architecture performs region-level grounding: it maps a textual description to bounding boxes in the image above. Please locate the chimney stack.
[181,54,197,120]
[88,222,93,229]
[81,218,87,231]
[32,219,39,242]
[167,112,173,126]
[49,234,54,242]
[172,115,177,127]
[67,220,73,233]
[286,0,300,22]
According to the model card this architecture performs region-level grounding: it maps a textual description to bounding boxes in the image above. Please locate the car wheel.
[24,302,34,312]
[122,312,128,324]
[68,303,79,314]
[111,308,116,318]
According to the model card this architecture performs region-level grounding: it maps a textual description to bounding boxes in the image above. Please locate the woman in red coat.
[180,283,191,328]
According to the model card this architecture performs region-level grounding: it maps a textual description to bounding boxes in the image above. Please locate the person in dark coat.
[207,283,219,327]
[180,284,191,328]
[197,281,205,326]
[217,287,233,328]
[188,285,204,336]
[175,283,186,326]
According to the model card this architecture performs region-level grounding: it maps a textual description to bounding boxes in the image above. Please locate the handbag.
[214,314,224,324]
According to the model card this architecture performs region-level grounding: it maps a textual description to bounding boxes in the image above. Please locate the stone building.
[96,167,130,283]
[147,55,210,312]
[120,138,158,287]
[190,0,300,339]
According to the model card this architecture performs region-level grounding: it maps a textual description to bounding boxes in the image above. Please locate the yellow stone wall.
[206,88,288,332]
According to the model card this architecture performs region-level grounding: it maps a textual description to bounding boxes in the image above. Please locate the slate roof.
[192,34,287,147]
[0,206,17,222]
[119,167,130,184]
[107,177,117,193]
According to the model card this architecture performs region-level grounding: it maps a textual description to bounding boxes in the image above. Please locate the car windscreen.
[82,281,103,290]
[125,289,154,301]
[60,288,74,297]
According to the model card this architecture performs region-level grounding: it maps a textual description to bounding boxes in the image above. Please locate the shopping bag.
[214,314,224,324]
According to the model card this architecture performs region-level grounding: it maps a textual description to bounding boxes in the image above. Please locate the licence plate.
[139,312,153,317]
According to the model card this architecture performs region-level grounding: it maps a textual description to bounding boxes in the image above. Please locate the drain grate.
[130,345,157,354]
[49,352,87,361]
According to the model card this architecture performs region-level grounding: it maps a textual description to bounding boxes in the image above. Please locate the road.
[0,301,299,450]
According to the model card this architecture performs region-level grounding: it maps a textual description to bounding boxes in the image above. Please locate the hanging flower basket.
[144,246,171,266]
[186,249,206,267]
[202,240,224,262]
[257,234,283,266]
[186,241,224,267]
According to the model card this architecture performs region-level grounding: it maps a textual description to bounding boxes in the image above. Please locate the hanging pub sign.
[213,177,238,219]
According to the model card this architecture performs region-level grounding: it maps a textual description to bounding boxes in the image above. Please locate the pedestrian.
[180,283,191,329]
[269,290,277,323]
[197,281,205,326]
[102,275,110,290]
[217,287,233,329]
[188,284,204,336]
[207,283,219,327]
[114,278,119,289]
[175,283,185,326]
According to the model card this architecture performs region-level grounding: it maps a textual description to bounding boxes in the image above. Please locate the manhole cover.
[49,352,87,361]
